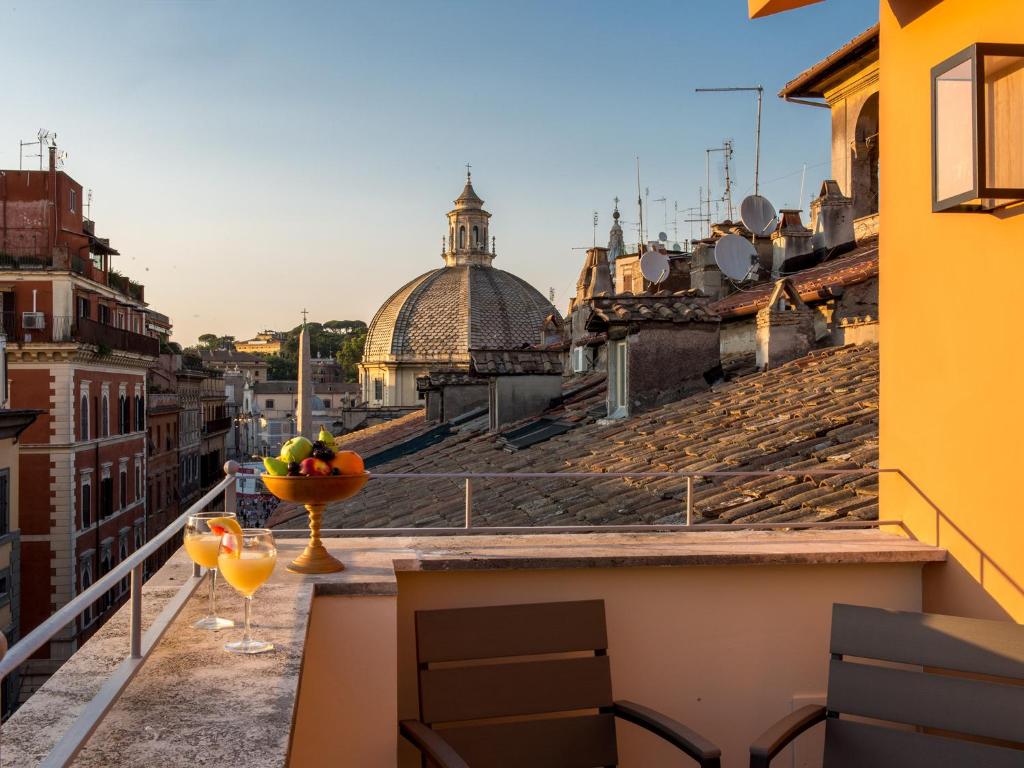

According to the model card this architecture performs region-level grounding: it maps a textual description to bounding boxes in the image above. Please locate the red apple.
[299,457,331,477]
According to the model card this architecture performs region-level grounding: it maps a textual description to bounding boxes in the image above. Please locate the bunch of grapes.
[311,440,335,463]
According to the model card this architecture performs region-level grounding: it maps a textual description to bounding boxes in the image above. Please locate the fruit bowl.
[261,471,370,575]
[260,472,369,505]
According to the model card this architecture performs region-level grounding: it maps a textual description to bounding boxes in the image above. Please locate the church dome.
[363,264,558,364]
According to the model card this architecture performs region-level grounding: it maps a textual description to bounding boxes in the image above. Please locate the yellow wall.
[878,0,1024,621]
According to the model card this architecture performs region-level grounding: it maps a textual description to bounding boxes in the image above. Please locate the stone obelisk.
[296,319,313,440]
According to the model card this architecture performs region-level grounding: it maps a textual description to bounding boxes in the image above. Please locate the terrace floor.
[4,531,945,768]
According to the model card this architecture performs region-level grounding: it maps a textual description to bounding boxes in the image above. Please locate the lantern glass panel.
[935,59,975,203]
[984,53,1024,190]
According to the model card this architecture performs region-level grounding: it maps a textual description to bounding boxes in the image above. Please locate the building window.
[472,225,480,246]
[265,399,274,409]
[118,395,127,434]
[135,526,143,549]
[81,482,92,528]
[80,394,89,440]
[81,565,93,627]
[101,394,110,437]
[608,340,629,418]
[101,476,113,519]
[77,296,90,319]
[373,377,384,401]
[70,188,77,213]
[933,43,1024,212]
[136,395,144,430]
[458,226,466,249]
[119,540,129,594]
[99,304,110,325]
[0,470,8,536]
[322,399,331,408]
[135,464,141,501]
[119,469,128,509]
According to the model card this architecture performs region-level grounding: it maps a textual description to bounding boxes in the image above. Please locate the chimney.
[771,209,814,277]
[810,180,855,253]
[470,350,563,432]
[587,293,721,418]
[688,241,724,301]
[756,279,816,370]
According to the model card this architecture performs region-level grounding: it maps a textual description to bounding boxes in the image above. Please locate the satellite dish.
[671,242,681,251]
[639,249,670,284]
[714,234,758,281]
[657,231,668,242]
[740,194,778,237]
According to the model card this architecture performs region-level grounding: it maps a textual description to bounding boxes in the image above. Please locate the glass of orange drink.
[218,528,277,654]
[184,511,239,630]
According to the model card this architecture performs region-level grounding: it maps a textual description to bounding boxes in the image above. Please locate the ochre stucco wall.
[878,0,1024,620]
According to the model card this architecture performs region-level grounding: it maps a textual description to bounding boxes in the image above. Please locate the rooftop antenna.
[548,287,556,304]
[722,140,735,221]
[19,129,56,171]
[592,210,599,247]
[705,145,727,226]
[695,85,765,195]
[85,188,93,220]
[635,156,644,248]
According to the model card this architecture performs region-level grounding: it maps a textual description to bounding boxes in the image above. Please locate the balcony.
[3,312,160,356]
[0,466,973,768]
[202,416,233,435]
[0,249,145,301]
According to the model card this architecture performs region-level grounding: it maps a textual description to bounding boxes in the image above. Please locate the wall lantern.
[932,43,1024,213]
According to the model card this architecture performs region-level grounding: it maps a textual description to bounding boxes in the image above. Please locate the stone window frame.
[101,384,110,438]
[79,381,91,441]
[79,553,95,628]
[118,459,129,511]
[80,469,94,530]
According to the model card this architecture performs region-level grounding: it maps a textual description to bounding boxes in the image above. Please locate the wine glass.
[217,528,277,654]
[184,511,237,630]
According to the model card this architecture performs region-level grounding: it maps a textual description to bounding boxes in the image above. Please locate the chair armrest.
[612,700,722,768]
[399,719,470,768]
[749,704,827,768]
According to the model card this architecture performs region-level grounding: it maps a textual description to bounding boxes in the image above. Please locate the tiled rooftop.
[710,244,878,318]
[291,343,879,531]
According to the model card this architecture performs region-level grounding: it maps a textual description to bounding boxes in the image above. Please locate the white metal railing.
[4,464,905,766]
[0,461,241,767]
[275,468,904,537]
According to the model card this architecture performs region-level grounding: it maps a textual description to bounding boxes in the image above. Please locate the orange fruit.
[330,450,364,475]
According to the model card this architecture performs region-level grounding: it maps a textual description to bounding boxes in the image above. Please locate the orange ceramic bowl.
[261,472,370,505]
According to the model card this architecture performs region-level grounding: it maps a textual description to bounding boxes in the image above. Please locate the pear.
[318,427,335,444]
[263,457,289,476]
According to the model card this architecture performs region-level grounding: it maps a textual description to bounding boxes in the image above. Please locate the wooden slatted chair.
[399,599,721,768]
[750,603,1024,767]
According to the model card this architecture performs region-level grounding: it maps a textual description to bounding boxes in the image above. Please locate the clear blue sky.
[1,0,876,345]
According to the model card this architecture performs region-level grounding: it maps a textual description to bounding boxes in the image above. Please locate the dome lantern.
[445,168,494,267]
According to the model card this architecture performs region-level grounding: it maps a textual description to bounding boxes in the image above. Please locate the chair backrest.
[823,603,1024,767]
[413,600,619,768]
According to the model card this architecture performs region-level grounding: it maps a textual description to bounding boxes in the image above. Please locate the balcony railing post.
[685,476,694,526]
[129,564,143,659]
[224,460,239,515]
[465,478,473,529]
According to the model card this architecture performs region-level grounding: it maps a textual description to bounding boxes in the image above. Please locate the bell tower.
[444,166,494,267]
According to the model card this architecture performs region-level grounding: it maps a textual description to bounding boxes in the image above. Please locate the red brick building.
[0,147,165,694]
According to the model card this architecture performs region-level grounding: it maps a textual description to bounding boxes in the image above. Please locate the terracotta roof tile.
[281,343,881,531]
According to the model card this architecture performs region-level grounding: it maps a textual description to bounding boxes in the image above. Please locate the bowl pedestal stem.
[287,503,345,574]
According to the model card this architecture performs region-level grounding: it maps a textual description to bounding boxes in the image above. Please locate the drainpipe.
[48,146,57,255]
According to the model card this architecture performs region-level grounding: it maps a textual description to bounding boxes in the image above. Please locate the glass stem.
[208,568,218,618]
[243,596,253,644]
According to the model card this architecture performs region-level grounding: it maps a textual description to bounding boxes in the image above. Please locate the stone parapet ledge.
[2,530,944,767]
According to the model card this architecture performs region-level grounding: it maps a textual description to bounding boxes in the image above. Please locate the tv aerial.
[740,194,778,237]
[714,234,758,282]
[639,249,670,285]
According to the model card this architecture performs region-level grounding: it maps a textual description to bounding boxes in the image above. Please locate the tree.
[197,333,236,351]
[336,328,368,382]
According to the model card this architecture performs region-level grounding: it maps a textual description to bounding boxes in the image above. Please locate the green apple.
[280,436,313,463]
[263,457,288,476]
